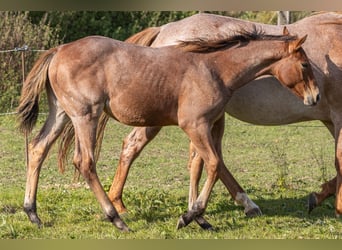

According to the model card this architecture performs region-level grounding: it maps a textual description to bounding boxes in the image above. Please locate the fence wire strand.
[1,45,47,114]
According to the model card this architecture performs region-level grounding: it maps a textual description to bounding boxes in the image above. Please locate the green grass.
[0,114,341,239]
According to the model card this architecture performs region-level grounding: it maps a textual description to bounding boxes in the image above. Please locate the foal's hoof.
[245,207,262,217]
[112,217,131,232]
[308,193,318,214]
[24,210,42,228]
[176,216,187,230]
[195,216,214,231]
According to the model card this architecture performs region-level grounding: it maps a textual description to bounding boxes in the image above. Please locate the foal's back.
[49,36,203,126]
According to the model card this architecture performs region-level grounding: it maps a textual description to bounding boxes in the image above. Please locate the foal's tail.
[17,48,57,135]
[58,26,161,175]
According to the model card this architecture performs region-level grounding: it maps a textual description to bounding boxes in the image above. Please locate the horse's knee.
[191,201,206,215]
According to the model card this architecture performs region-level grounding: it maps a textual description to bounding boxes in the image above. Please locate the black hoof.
[24,207,42,228]
[112,217,131,232]
[195,216,214,230]
[245,207,262,217]
[176,216,187,230]
[308,193,318,214]
[176,212,195,230]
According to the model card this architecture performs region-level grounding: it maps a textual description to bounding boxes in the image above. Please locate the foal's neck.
[209,40,286,91]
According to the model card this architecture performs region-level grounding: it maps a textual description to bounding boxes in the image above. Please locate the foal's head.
[177,26,320,106]
[270,27,320,106]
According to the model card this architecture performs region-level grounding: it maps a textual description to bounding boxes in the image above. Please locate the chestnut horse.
[18,28,318,231]
[87,12,341,217]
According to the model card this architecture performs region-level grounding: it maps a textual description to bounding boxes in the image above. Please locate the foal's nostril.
[304,92,320,106]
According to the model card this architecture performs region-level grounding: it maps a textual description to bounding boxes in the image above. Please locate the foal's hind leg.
[108,126,162,214]
[24,103,69,226]
[72,117,129,232]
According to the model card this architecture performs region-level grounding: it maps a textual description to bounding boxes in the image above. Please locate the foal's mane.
[176,27,297,53]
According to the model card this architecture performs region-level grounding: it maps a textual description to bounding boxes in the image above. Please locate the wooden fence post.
[277,11,290,25]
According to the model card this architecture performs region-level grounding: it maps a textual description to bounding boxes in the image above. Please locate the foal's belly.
[225,76,329,125]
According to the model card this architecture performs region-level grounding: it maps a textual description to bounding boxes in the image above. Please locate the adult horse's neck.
[207,40,286,91]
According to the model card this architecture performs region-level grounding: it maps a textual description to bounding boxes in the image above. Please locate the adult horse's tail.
[58,26,161,175]
[125,27,160,45]
[17,48,57,135]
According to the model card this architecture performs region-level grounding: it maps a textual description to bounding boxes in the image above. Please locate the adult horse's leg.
[108,126,162,213]
[308,121,336,212]
[308,177,336,213]
[210,115,262,218]
[72,115,130,232]
[334,125,342,216]
[109,125,261,217]
[24,92,69,226]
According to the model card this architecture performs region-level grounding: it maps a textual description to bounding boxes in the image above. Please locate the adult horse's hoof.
[245,207,262,217]
[308,192,318,214]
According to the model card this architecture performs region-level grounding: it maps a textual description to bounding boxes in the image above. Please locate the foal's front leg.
[187,143,213,229]
[187,116,261,228]
[186,116,225,230]
[334,126,342,216]
[177,117,222,229]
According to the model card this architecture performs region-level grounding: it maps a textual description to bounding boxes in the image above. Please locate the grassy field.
[0,113,341,239]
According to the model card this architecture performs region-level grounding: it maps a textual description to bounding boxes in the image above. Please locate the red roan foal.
[17,27,319,231]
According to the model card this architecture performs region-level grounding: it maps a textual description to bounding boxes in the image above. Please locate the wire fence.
[0,45,47,115]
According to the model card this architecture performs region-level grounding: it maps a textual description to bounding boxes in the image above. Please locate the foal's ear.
[289,35,308,52]
[283,26,290,36]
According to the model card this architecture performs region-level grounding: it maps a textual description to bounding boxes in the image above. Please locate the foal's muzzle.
[304,91,320,106]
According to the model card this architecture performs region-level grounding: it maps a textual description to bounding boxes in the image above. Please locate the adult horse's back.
[100,12,342,216]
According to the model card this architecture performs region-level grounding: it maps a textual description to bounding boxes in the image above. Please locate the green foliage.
[42,11,197,42]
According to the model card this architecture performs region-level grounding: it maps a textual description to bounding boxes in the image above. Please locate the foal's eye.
[301,62,308,69]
